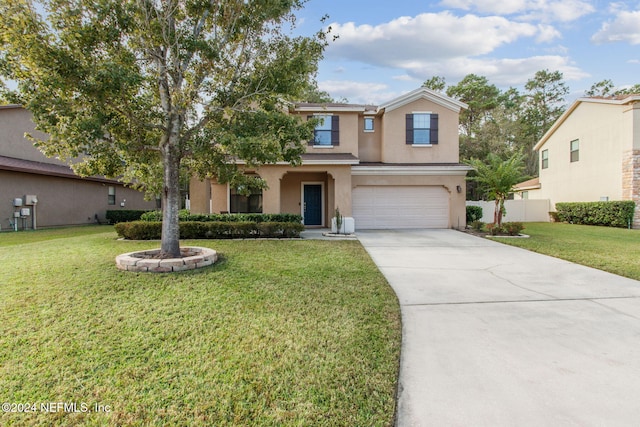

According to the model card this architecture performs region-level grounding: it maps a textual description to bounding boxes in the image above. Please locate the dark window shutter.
[307,115,314,145]
[430,114,439,144]
[406,114,413,144]
[331,115,340,146]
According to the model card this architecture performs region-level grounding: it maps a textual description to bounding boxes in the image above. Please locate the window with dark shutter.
[311,114,338,146]
[406,114,414,144]
[307,115,314,145]
[331,115,339,146]
[408,113,437,145]
[430,114,439,144]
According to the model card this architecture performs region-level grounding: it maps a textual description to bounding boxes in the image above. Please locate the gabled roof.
[293,103,376,113]
[380,87,468,113]
[533,94,640,151]
[293,87,467,115]
[0,155,118,184]
[293,103,378,113]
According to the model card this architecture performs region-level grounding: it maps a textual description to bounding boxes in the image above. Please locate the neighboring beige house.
[0,105,156,230]
[514,94,640,227]
[190,87,471,230]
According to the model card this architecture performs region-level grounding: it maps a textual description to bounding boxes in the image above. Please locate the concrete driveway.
[357,229,640,427]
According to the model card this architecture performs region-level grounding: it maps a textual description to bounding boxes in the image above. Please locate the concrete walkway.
[357,229,640,427]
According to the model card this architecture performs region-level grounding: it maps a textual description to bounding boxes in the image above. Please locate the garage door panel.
[353,186,449,229]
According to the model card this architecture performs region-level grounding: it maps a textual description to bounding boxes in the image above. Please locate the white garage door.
[353,186,449,229]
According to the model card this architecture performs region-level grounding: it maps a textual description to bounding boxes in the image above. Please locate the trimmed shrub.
[114,220,304,240]
[139,210,163,222]
[555,201,635,228]
[466,205,483,223]
[281,222,305,238]
[179,221,209,239]
[114,221,162,240]
[485,223,502,236]
[502,222,525,236]
[139,211,303,224]
[106,210,153,224]
[470,220,485,232]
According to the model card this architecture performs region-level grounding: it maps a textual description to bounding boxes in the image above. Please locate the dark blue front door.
[303,184,322,226]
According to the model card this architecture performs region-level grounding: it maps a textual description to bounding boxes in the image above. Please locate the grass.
[492,222,640,280]
[0,226,401,426]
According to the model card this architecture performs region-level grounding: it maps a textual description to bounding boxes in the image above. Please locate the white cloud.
[320,55,589,103]
[391,75,418,82]
[318,81,398,104]
[405,55,589,87]
[326,12,537,67]
[592,10,640,45]
[440,0,528,15]
[536,24,562,43]
[439,0,594,22]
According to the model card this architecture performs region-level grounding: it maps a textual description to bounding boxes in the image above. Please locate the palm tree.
[466,152,526,227]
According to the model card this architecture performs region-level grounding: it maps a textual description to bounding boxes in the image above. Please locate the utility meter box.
[13,211,21,218]
[13,198,23,207]
[25,195,38,205]
[20,207,30,216]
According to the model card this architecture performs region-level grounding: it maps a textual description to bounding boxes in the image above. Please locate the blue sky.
[294,0,640,104]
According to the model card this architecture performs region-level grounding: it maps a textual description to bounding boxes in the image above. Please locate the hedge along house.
[0,105,156,230]
[514,94,640,227]
[189,87,471,230]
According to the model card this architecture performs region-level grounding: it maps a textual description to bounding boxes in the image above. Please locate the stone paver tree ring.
[116,247,217,273]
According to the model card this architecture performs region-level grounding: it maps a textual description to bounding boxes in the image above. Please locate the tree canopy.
[0,0,327,257]
[422,70,640,195]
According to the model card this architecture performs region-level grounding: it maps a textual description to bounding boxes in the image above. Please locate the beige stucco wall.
[0,170,155,229]
[352,173,468,228]
[358,115,382,162]
[535,102,633,208]
[381,99,460,164]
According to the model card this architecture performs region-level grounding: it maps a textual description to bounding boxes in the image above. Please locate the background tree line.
[422,72,640,200]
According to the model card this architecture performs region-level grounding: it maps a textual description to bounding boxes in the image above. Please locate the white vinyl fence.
[466,199,551,223]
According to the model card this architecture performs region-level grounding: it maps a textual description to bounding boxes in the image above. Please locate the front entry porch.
[193,164,353,228]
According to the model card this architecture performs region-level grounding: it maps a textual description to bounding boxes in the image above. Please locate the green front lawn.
[493,222,640,280]
[0,226,401,426]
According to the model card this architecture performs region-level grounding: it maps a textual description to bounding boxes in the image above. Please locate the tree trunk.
[160,131,182,258]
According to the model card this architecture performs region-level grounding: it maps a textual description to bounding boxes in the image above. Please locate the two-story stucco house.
[514,94,640,227]
[0,105,156,230]
[189,87,471,230]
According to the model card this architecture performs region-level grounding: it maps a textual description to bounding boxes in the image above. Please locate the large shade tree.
[0,0,326,257]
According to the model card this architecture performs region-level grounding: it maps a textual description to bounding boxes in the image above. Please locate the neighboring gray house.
[0,105,156,230]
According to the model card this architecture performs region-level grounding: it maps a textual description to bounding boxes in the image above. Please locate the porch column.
[330,167,353,216]
[189,177,211,214]
[260,169,283,214]
[210,179,229,214]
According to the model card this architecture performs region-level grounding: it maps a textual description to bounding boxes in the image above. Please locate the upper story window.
[309,114,339,146]
[570,139,579,162]
[406,113,438,145]
[364,117,374,132]
[541,149,549,169]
